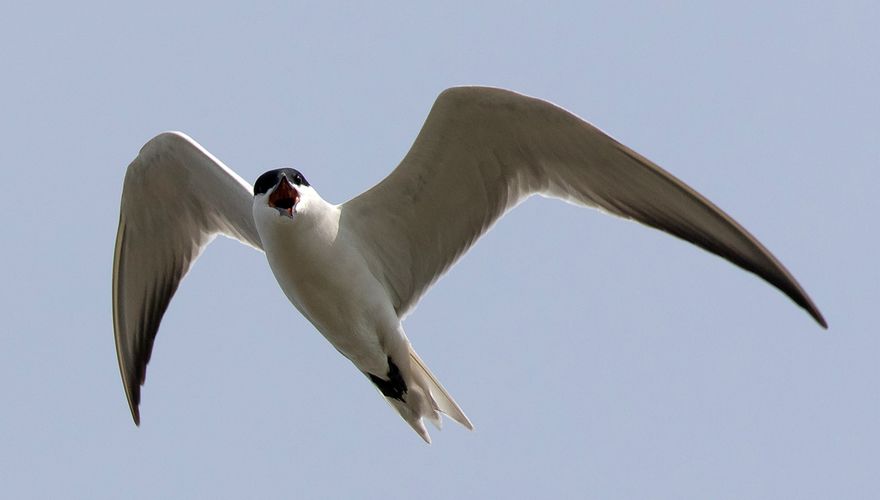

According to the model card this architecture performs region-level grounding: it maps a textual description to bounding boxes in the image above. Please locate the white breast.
[253,200,401,375]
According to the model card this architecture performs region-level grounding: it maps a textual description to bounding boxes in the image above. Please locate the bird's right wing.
[343,87,825,327]
[112,132,262,425]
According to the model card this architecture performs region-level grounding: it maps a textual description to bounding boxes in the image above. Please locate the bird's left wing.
[341,87,825,327]
[112,132,262,424]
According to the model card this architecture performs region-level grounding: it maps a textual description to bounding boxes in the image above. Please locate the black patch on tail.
[367,357,407,402]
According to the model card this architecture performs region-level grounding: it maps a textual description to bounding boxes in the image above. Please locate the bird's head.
[252,168,316,222]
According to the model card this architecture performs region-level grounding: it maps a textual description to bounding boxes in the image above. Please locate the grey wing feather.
[343,87,825,327]
[112,132,262,424]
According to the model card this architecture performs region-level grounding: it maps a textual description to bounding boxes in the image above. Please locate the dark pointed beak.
[268,176,300,217]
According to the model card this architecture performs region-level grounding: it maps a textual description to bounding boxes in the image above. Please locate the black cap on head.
[254,168,310,196]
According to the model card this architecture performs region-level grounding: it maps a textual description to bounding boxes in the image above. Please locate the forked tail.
[376,347,473,443]
[409,348,473,432]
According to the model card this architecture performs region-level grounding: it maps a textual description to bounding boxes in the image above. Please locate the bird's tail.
[385,347,473,443]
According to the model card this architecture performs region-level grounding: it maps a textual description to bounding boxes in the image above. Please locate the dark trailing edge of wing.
[114,218,193,425]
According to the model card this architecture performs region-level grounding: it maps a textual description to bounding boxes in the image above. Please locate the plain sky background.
[1,1,877,498]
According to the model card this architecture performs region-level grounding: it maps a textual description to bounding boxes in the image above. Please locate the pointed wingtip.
[794,289,827,330]
[125,387,141,426]
[813,309,828,330]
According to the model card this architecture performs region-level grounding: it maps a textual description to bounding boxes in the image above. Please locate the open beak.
[268,176,300,218]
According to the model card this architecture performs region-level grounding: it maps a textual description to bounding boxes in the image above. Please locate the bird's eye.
[295,173,309,187]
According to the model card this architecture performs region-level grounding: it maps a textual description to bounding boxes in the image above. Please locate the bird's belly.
[265,244,397,373]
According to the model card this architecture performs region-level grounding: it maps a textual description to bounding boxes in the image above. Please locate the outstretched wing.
[112,131,262,424]
[342,87,825,327]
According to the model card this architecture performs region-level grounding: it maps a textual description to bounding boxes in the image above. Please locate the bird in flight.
[112,87,826,443]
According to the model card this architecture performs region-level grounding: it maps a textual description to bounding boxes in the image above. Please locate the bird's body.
[253,176,469,440]
[112,87,825,443]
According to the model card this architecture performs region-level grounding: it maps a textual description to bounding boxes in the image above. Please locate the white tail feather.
[377,347,473,443]
[409,348,474,430]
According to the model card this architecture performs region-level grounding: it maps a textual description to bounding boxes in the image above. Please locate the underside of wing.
[343,87,825,327]
[112,132,263,424]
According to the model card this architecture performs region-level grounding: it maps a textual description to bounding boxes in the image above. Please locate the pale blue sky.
[1,2,877,498]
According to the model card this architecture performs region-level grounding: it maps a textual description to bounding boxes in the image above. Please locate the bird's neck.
[258,197,340,256]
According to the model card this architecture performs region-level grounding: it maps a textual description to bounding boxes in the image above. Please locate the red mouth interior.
[269,179,299,215]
